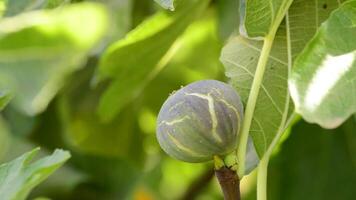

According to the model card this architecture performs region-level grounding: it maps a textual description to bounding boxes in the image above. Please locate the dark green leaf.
[268,118,356,200]
[217,0,239,40]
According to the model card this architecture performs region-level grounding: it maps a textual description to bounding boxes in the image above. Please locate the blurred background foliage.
[0,0,355,200]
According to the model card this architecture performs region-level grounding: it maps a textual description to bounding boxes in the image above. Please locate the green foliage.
[268,118,356,200]
[221,0,346,159]
[0,148,70,200]
[216,0,239,40]
[97,0,210,122]
[289,0,356,129]
[240,0,293,38]
[58,65,144,163]
[0,0,355,199]
[0,2,109,116]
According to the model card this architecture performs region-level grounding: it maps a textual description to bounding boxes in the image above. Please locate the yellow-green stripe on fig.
[156,80,244,163]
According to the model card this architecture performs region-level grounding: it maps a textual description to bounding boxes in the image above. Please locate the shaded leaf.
[268,118,356,200]
[0,2,109,116]
[216,0,239,40]
[222,32,290,158]
[97,0,209,122]
[289,0,356,129]
[0,148,70,200]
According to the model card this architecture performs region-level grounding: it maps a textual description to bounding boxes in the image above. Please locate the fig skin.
[156,80,244,163]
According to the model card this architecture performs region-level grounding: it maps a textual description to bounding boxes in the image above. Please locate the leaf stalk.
[236,34,275,177]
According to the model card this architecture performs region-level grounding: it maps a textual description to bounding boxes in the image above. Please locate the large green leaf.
[222,32,290,158]
[97,0,209,122]
[240,0,293,38]
[0,148,70,200]
[221,0,344,158]
[0,2,109,116]
[289,0,356,129]
[268,118,356,200]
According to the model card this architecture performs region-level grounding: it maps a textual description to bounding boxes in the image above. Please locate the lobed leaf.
[289,0,356,129]
[0,148,70,200]
[222,0,345,157]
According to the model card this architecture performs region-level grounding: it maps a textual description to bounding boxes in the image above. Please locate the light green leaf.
[0,2,109,116]
[97,0,209,122]
[240,0,293,38]
[289,0,356,129]
[0,148,70,200]
[222,32,290,158]
[222,0,344,158]
[154,0,175,10]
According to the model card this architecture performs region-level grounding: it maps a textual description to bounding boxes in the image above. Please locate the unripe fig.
[156,80,244,163]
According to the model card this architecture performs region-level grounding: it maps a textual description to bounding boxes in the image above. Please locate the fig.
[156,80,244,162]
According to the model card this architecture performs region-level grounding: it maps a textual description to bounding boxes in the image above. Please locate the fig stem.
[215,167,241,200]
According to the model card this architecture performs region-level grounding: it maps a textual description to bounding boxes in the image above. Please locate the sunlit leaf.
[97,0,209,122]
[0,148,70,200]
[289,0,356,129]
[221,0,344,157]
[0,2,109,116]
